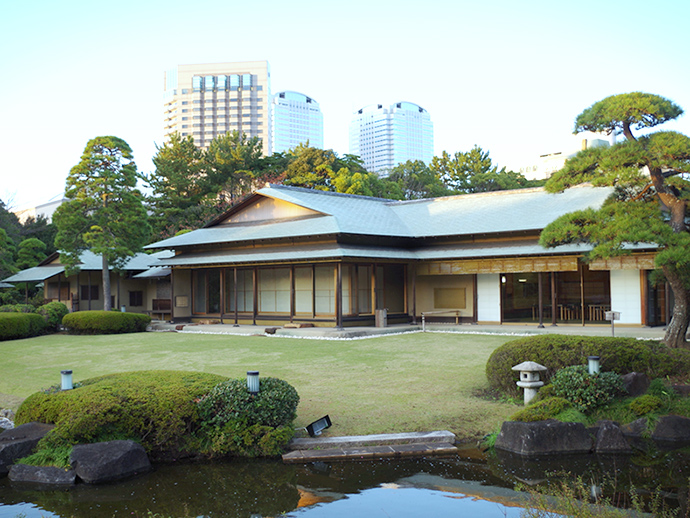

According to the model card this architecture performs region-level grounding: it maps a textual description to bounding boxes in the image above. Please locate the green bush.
[198,377,300,429]
[550,365,625,412]
[485,335,690,398]
[36,301,69,331]
[0,303,36,313]
[510,397,572,422]
[16,371,301,461]
[16,370,226,458]
[196,377,300,457]
[629,395,663,416]
[62,310,151,334]
[0,312,46,341]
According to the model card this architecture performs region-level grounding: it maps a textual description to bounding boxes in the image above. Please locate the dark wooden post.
[538,272,544,328]
[551,272,557,326]
[336,263,343,329]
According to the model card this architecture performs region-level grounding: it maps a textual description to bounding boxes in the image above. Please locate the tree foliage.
[540,92,690,347]
[53,136,150,311]
[430,145,532,193]
[387,160,450,199]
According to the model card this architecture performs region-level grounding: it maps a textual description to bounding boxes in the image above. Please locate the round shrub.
[510,397,572,422]
[485,334,690,398]
[550,365,625,412]
[62,310,151,334]
[196,377,300,458]
[197,377,300,429]
[36,301,69,331]
[16,370,227,458]
[629,395,663,416]
[0,312,46,341]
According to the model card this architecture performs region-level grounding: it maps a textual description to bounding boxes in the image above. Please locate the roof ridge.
[264,183,391,202]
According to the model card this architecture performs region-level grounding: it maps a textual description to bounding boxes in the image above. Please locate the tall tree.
[204,131,265,203]
[539,92,690,347]
[147,133,214,239]
[431,146,529,193]
[0,228,17,281]
[15,238,47,270]
[282,144,340,190]
[53,136,150,311]
[387,160,451,199]
[20,215,57,256]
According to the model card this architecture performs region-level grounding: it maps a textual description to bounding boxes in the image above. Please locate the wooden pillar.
[170,269,175,322]
[472,273,478,324]
[233,268,238,325]
[411,265,417,324]
[219,269,224,325]
[88,271,92,310]
[550,272,557,326]
[290,265,295,323]
[58,275,62,303]
[252,267,257,325]
[538,272,544,328]
[580,263,585,326]
[336,263,343,329]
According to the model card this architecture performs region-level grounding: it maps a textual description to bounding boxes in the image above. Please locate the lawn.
[0,330,518,440]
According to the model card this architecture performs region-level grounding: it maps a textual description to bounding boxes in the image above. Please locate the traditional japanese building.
[145,184,664,328]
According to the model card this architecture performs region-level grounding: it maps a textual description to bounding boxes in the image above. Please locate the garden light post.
[61,370,73,391]
[247,371,260,395]
[512,361,547,405]
[588,356,601,375]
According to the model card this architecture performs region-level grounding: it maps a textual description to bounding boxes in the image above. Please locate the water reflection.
[1,445,689,518]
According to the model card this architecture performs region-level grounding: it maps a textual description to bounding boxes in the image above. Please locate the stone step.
[288,430,456,451]
[282,442,458,464]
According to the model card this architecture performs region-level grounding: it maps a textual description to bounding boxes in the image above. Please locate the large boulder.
[652,415,690,446]
[8,464,76,486]
[621,373,650,397]
[592,420,632,453]
[494,420,593,456]
[70,440,152,484]
[0,422,54,477]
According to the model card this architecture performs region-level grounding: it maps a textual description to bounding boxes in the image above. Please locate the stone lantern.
[512,361,547,405]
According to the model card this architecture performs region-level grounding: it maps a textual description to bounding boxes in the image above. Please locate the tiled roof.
[146,184,613,250]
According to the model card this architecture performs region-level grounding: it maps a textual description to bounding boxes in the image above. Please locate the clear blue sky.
[2,0,689,210]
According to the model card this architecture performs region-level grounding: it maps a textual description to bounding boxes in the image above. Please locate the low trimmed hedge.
[0,312,46,341]
[16,370,227,458]
[486,335,690,398]
[16,370,301,462]
[62,310,151,334]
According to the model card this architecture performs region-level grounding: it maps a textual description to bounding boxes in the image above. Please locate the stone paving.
[149,320,667,340]
[282,431,458,463]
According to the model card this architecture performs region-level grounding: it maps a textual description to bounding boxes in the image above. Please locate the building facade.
[144,184,665,329]
[163,61,272,154]
[349,102,434,174]
[271,91,324,153]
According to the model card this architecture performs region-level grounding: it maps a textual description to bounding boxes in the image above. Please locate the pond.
[1,445,689,518]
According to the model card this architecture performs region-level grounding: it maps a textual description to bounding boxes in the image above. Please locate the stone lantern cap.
[511,361,547,372]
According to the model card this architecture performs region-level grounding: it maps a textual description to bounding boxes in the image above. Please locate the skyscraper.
[271,91,324,153]
[349,102,434,174]
[163,61,271,154]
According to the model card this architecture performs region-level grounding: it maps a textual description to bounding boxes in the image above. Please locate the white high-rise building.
[163,61,271,154]
[349,102,434,174]
[271,91,324,152]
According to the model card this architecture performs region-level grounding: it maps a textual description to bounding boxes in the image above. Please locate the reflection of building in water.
[515,136,610,181]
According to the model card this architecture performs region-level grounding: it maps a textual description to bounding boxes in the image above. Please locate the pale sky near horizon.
[2,0,689,210]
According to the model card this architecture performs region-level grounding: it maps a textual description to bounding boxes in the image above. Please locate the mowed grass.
[0,330,518,440]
